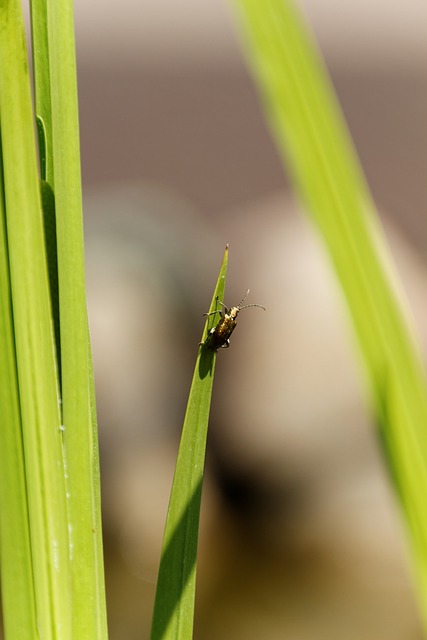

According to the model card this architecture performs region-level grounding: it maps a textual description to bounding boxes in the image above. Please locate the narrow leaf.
[30,0,108,634]
[0,0,71,635]
[234,0,427,626]
[151,245,228,640]
[0,142,38,638]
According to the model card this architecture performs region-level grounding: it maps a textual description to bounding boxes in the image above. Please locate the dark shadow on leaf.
[198,345,215,379]
[150,479,203,640]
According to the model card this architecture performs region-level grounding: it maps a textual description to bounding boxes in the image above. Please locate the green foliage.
[0,0,107,637]
[150,247,228,640]
[30,0,107,633]
[234,0,427,628]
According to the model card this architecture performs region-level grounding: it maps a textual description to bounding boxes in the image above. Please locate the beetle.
[201,289,266,352]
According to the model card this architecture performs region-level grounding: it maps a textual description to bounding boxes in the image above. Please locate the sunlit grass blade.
[0,146,38,638]
[0,0,72,635]
[151,245,228,640]
[30,0,108,634]
[233,0,427,626]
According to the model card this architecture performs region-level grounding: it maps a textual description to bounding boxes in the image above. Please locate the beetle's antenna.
[238,289,250,307]
[239,303,266,311]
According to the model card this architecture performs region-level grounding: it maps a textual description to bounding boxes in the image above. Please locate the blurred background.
[76,0,427,638]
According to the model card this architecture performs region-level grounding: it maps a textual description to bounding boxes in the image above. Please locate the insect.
[201,289,266,352]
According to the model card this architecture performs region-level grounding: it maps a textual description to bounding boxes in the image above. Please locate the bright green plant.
[0,0,107,637]
[151,247,228,640]
[152,1,427,639]
[233,0,427,630]
[2,0,424,637]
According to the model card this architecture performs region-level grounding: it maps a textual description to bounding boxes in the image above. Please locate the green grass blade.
[30,0,108,635]
[0,144,38,638]
[0,0,72,635]
[150,246,228,640]
[233,0,427,625]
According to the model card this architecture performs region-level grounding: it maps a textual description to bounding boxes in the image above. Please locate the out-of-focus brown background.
[78,1,427,638]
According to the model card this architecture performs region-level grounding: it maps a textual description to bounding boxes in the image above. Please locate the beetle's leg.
[203,309,222,318]
[199,325,216,347]
[221,340,230,349]
[199,340,218,353]
[216,298,229,311]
